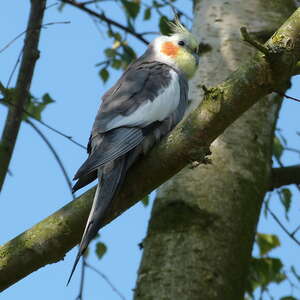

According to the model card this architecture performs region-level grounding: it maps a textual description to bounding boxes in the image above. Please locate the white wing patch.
[106,70,180,130]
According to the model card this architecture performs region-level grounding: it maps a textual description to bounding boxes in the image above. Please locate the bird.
[67,18,200,284]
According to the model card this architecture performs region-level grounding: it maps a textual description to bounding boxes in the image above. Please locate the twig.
[0,21,70,54]
[0,0,47,192]
[267,206,300,247]
[75,257,86,300]
[27,119,74,199]
[270,165,300,190]
[7,48,23,88]
[291,224,300,236]
[85,262,126,300]
[80,0,101,5]
[33,117,86,150]
[161,0,192,22]
[240,26,270,57]
[0,85,86,150]
[61,0,149,45]
[46,2,59,10]
[275,90,300,103]
[285,147,300,155]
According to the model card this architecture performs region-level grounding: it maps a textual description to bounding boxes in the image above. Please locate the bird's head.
[152,18,200,78]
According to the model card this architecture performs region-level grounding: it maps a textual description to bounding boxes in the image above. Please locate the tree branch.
[1,7,300,292]
[61,0,150,45]
[270,165,300,189]
[0,0,46,191]
[26,119,74,198]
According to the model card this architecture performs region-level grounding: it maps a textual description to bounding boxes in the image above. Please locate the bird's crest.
[167,16,190,36]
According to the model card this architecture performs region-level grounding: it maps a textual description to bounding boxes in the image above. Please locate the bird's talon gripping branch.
[240,26,271,57]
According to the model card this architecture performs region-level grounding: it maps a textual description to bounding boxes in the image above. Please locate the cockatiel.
[67,18,200,284]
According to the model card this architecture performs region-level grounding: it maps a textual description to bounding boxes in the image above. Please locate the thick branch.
[0,0,46,191]
[61,0,149,45]
[1,7,300,291]
[270,165,300,189]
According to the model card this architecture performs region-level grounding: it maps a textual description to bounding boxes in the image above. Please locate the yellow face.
[160,33,199,79]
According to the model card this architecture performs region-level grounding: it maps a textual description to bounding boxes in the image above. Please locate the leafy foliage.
[0,87,55,121]
[159,15,172,35]
[96,242,107,259]
[278,188,292,220]
[246,257,286,297]
[256,233,280,257]
[23,93,55,121]
[62,0,191,83]
[121,0,140,19]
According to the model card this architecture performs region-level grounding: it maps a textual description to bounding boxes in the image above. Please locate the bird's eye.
[178,40,185,46]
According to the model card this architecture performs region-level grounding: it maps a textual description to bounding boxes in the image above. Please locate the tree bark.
[271,165,300,189]
[134,1,296,300]
[0,0,46,191]
[1,4,300,291]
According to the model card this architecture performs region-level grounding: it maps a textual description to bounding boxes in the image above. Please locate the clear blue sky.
[0,1,299,300]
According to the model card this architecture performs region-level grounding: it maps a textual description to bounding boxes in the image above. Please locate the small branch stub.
[240,26,270,57]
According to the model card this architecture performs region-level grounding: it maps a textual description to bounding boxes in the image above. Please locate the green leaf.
[279,188,292,218]
[104,48,116,58]
[280,297,298,300]
[121,0,140,19]
[24,93,55,121]
[273,136,284,161]
[144,7,151,20]
[141,195,149,207]
[256,233,280,256]
[42,93,55,104]
[99,68,109,83]
[159,16,172,35]
[95,242,107,259]
[112,59,122,69]
[108,30,122,41]
[122,44,136,65]
[246,257,285,294]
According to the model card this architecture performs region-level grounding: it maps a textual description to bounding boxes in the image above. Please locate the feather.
[68,157,127,285]
[73,127,143,180]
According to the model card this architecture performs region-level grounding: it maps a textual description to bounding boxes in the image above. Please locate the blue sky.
[0,1,300,300]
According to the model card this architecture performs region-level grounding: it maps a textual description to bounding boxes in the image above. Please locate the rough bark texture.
[1,5,300,291]
[134,1,296,300]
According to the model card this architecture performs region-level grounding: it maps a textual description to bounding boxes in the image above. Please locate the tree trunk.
[134,1,296,299]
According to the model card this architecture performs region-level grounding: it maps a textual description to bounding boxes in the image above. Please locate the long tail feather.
[67,158,126,284]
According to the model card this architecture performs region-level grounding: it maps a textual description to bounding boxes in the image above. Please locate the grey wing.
[73,127,143,180]
[73,62,186,191]
[91,61,177,133]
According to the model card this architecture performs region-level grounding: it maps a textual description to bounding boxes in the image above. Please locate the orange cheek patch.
[161,42,179,57]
